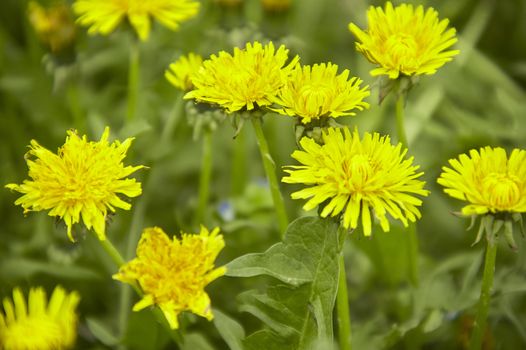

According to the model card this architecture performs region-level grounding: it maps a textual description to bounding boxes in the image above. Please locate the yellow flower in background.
[165,52,203,91]
[5,127,144,242]
[261,0,291,12]
[113,226,226,329]
[0,286,80,350]
[28,1,76,53]
[283,127,428,236]
[272,63,370,124]
[438,147,526,215]
[73,0,200,41]
[349,1,459,79]
[185,41,299,113]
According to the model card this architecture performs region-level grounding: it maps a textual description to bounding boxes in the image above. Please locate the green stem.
[251,117,289,236]
[161,94,185,146]
[231,127,247,196]
[395,91,419,286]
[66,81,84,132]
[337,253,352,350]
[395,92,408,148]
[195,131,213,226]
[469,240,497,350]
[98,237,184,347]
[127,39,140,122]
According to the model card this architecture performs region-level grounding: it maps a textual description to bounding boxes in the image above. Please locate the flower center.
[346,154,372,190]
[481,172,521,209]
[299,82,331,113]
[385,33,417,59]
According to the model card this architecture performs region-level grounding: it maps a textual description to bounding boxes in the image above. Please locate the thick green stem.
[231,128,247,196]
[195,131,213,226]
[395,92,419,286]
[127,40,140,122]
[469,240,497,350]
[395,92,408,148]
[251,117,289,236]
[98,237,184,347]
[337,253,352,350]
[66,82,84,132]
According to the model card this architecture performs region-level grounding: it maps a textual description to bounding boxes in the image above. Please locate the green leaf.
[229,217,341,349]
[86,318,119,347]
[243,330,291,350]
[213,308,245,350]
[180,333,215,350]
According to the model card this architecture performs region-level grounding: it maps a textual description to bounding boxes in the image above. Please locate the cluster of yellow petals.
[73,0,200,41]
[113,226,226,329]
[283,127,429,236]
[271,62,370,124]
[0,286,80,350]
[5,127,144,242]
[185,41,299,113]
[349,1,459,79]
[28,1,76,53]
[165,52,203,91]
[438,147,526,215]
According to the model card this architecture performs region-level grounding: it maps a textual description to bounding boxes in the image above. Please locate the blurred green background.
[1,0,526,349]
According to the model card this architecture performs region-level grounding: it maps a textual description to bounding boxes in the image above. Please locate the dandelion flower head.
[283,127,429,236]
[113,226,226,329]
[73,0,200,41]
[272,62,370,124]
[28,1,76,53]
[0,286,80,350]
[6,127,144,242]
[165,52,203,91]
[185,41,299,113]
[349,1,459,79]
[438,147,526,216]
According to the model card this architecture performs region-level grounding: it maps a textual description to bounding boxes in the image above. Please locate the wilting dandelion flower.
[73,0,200,41]
[5,127,144,241]
[438,147,526,216]
[349,1,459,79]
[165,53,203,91]
[272,63,370,124]
[185,41,299,113]
[282,127,428,236]
[28,1,76,53]
[0,286,80,350]
[113,226,226,329]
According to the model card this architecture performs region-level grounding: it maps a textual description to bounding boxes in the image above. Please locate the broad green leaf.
[213,308,245,350]
[243,330,292,350]
[230,217,340,349]
[180,333,215,350]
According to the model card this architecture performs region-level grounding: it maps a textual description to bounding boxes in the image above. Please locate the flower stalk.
[337,253,352,350]
[195,130,213,226]
[251,116,289,236]
[127,39,140,122]
[469,239,497,350]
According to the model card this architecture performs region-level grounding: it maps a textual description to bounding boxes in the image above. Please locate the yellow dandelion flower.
[282,127,429,236]
[73,0,200,41]
[5,127,144,242]
[271,63,370,124]
[165,52,203,91]
[348,1,459,79]
[28,1,76,53]
[0,286,80,350]
[438,147,526,215]
[261,0,291,12]
[113,226,226,329]
[184,41,299,113]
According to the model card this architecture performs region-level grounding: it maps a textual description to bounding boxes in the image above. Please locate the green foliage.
[227,217,340,349]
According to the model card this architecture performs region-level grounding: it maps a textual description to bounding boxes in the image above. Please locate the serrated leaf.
[213,309,245,350]
[231,217,340,349]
